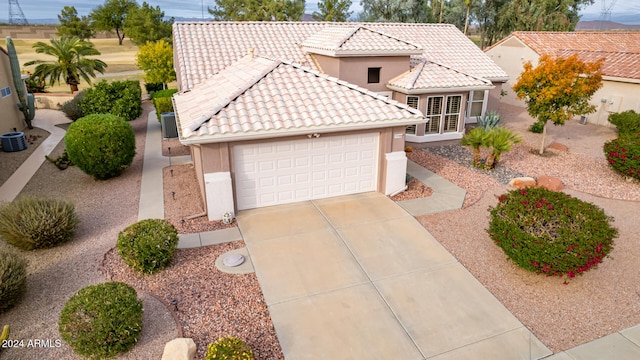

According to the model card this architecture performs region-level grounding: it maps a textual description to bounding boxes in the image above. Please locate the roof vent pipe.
[249,47,254,58]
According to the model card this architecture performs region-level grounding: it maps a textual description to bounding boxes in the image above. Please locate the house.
[172,21,508,218]
[485,31,640,126]
[0,46,26,133]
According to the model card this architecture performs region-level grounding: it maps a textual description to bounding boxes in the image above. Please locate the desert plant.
[6,36,35,128]
[204,336,254,360]
[460,127,490,168]
[488,187,617,280]
[65,113,136,180]
[60,89,87,121]
[25,73,47,93]
[45,149,74,170]
[476,111,501,131]
[604,134,640,181]
[59,282,143,359]
[117,219,179,274]
[0,196,78,250]
[485,127,522,169]
[0,250,27,312]
[608,110,640,136]
[80,80,142,121]
[529,121,544,133]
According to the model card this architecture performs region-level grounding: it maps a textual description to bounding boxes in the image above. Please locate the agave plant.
[485,127,522,169]
[477,111,501,131]
[460,127,490,168]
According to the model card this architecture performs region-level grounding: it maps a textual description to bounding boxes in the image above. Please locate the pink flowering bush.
[604,134,640,181]
[488,187,617,279]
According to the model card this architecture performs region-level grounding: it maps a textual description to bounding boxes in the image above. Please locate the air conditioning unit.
[160,112,178,139]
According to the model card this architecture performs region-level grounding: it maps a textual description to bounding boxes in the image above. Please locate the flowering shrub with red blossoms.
[604,134,640,181]
[488,187,617,279]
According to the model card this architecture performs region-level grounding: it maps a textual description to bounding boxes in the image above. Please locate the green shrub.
[0,250,27,313]
[529,121,544,133]
[152,89,178,121]
[80,80,142,121]
[488,187,617,280]
[144,82,164,94]
[609,110,640,136]
[205,337,254,360]
[0,196,78,250]
[604,134,640,180]
[151,89,178,99]
[61,89,87,121]
[59,282,143,359]
[65,113,136,180]
[117,219,179,274]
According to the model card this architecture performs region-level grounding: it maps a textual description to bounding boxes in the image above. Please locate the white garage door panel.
[234,132,379,210]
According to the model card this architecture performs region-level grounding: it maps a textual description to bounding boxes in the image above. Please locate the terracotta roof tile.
[173,21,507,90]
[301,25,422,56]
[388,60,493,93]
[173,54,425,143]
[504,32,640,80]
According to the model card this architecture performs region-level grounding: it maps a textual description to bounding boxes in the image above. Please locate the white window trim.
[405,95,420,135]
[466,90,488,123]
[444,95,462,133]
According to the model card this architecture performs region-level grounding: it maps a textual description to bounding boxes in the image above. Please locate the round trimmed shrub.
[59,282,143,359]
[0,195,79,250]
[117,219,179,274]
[0,249,27,313]
[205,336,254,360]
[65,113,136,180]
[487,187,617,279]
[608,110,640,136]
[604,134,640,181]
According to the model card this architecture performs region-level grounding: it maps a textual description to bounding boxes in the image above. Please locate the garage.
[233,132,379,210]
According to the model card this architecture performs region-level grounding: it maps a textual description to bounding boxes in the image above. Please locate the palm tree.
[485,127,522,169]
[460,126,490,168]
[24,36,107,93]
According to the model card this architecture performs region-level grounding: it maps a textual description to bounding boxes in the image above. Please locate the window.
[467,90,487,119]
[1,87,11,98]
[425,96,443,134]
[424,95,462,134]
[406,96,419,134]
[444,95,462,132]
[367,67,381,83]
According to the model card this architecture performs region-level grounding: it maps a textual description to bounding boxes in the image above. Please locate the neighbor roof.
[301,25,423,57]
[388,60,494,94]
[173,21,509,90]
[492,32,640,80]
[172,54,425,144]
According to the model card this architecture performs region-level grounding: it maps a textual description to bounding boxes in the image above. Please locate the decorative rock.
[537,175,564,191]
[548,142,569,152]
[162,338,196,360]
[508,177,537,189]
[223,253,245,267]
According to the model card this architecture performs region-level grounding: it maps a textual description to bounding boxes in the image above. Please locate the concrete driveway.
[237,192,551,360]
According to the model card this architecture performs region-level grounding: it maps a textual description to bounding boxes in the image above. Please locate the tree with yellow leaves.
[136,40,175,89]
[513,54,603,154]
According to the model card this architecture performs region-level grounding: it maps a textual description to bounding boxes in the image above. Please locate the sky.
[6,1,640,24]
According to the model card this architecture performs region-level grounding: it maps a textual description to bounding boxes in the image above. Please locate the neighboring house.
[172,21,508,219]
[0,46,25,133]
[485,31,640,126]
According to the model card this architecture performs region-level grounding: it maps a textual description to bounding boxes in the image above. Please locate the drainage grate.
[1,132,27,152]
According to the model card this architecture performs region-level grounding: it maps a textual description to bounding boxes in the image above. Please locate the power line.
[8,0,29,25]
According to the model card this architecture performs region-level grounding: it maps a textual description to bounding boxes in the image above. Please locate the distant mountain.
[577,20,640,31]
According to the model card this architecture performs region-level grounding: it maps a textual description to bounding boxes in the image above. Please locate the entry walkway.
[237,192,551,359]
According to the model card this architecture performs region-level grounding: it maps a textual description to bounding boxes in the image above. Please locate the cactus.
[0,325,9,343]
[477,111,501,131]
[6,36,35,129]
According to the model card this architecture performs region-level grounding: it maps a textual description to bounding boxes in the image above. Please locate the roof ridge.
[407,61,426,88]
[336,26,361,48]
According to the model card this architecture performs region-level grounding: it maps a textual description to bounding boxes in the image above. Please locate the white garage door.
[234,132,379,210]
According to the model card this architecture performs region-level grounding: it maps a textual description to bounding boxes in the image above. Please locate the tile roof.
[301,25,423,57]
[173,21,508,90]
[498,32,640,80]
[387,60,494,94]
[172,54,425,143]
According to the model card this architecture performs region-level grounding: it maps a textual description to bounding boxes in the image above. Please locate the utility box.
[160,112,178,139]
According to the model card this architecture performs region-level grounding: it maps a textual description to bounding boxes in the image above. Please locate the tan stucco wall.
[0,50,26,133]
[486,37,640,125]
[340,56,410,93]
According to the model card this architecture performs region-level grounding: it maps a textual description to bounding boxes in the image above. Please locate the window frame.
[367,67,381,84]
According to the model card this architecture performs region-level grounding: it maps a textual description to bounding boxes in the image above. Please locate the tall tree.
[313,0,353,21]
[90,0,139,45]
[57,6,95,41]
[498,0,593,34]
[124,2,173,45]
[24,37,107,93]
[136,40,176,87]
[512,54,603,154]
[463,0,472,35]
[358,0,432,22]
[209,0,305,21]
[474,0,509,48]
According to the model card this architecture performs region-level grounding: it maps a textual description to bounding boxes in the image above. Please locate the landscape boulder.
[536,176,564,191]
[162,338,196,360]
[508,177,537,189]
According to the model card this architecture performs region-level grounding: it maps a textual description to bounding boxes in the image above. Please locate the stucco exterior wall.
[0,49,26,133]
[586,79,640,126]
